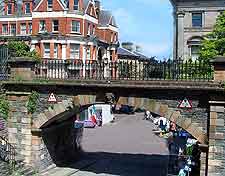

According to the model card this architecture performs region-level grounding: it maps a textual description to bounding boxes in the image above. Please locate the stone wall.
[31,120,83,171]
[208,102,225,175]
[7,93,32,163]
[156,99,208,133]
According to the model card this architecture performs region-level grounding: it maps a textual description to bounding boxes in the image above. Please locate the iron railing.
[0,135,15,168]
[35,59,214,81]
[0,47,9,80]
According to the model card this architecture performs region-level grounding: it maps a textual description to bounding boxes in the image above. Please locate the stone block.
[210,106,224,113]
[73,96,80,106]
[147,99,156,112]
[24,156,31,164]
[21,129,31,135]
[154,103,161,114]
[21,118,32,124]
[209,146,224,154]
[159,105,168,116]
[175,116,186,127]
[170,111,181,122]
[208,159,222,167]
[7,95,18,101]
[8,128,17,133]
[8,134,18,144]
[21,139,32,145]
[197,134,208,144]
[180,118,192,130]
[216,119,224,127]
[21,150,31,156]
[32,138,41,145]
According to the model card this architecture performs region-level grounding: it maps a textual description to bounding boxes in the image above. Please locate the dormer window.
[7,4,12,15]
[74,0,79,10]
[48,0,53,11]
[25,3,31,14]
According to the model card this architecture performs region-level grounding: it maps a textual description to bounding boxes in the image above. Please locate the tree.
[7,41,40,61]
[199,11,225,61]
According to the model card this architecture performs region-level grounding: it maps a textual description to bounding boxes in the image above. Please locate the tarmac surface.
[42,113,170,176]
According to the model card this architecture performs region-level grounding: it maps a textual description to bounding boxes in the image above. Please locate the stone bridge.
[0,57,225,176]
[1,78,225,176]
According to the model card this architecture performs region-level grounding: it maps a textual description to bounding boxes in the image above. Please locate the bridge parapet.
[211,56,225,82]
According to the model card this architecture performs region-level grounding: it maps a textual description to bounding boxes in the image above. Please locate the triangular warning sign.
[178,98,192,108]
[48,93,57,103]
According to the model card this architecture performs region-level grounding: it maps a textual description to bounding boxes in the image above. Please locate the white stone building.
[170,0,225,60]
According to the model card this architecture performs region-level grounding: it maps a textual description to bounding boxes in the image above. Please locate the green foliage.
[7,41,41,61]
[0,95,9,120]
[26,91,39,114]
[199,11,225,60]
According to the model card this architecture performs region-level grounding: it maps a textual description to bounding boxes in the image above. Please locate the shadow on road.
[56,151,169,176]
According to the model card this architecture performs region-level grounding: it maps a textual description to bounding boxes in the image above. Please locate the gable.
[85,2,97,18]
[109,16,117,27]
[34,0,65,12]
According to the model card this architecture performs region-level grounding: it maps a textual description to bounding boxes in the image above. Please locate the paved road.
[43,113,169,176]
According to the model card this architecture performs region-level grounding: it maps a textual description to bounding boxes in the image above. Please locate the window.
[87,23,91,35]
[20,23,26,35]
[86,47,91,60]
[52,20,59,32]
[74,0,79,10]
[70,44,80,59]
[93,25,95,35]
[25,3,31,14]
[39,20,46,32]
[7,4,12,15]
[191,45,200,60]
[71,21,80,33]
[48,0,53,11]
[110,50,113,61]
[192,13,202,27]
[2,24,8,35]
[111,32,113,42]
[54,44,58,58]
[114,33,117,42]
[28,23,32,34]
[10,24,16,35]
[44,43,50,58]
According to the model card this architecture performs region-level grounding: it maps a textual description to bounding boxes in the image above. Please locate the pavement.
[41,113,170,176]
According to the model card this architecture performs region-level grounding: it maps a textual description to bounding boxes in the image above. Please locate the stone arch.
[33,94,207,143]
[116,96,208,144]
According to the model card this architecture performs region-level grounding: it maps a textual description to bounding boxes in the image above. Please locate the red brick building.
[0,0,119,62]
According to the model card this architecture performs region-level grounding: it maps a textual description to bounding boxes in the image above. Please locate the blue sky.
[101,0,173,58]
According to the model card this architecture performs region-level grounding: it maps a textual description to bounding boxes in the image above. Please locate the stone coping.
[211,56,225,64]
[2,79,224,92]
[8,57,37,63]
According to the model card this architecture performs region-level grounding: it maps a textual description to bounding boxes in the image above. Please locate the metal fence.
[0,47,9,80]
[35,59,213,81]
[0,135,15,169]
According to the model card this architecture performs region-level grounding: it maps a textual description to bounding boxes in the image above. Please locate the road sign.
[48,93,57,103]
[178,98,192,109]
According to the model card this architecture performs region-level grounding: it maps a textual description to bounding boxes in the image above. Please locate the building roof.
[99,10,117,27]
[117,47,138,57]
[133,51,149,60]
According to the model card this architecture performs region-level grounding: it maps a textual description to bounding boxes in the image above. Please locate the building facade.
[170,0,225,60]
[0,0,119,62]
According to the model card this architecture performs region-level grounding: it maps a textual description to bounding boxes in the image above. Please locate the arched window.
[187,36,203,60]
